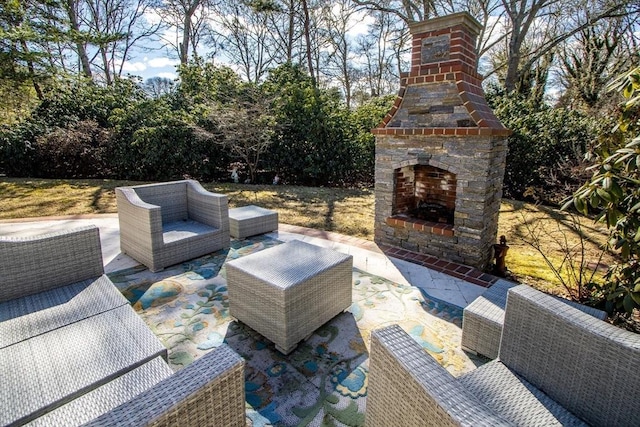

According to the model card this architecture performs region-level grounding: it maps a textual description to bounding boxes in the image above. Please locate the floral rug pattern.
[108,236,482,426]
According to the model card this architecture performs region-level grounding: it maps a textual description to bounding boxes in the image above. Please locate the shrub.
[569,66,640,319]
[0,120,43,176]
[35,120,112,178]
[110,98,228,181]
[261,63,385,186]
[0,78,144,178]
[487,89,604,204]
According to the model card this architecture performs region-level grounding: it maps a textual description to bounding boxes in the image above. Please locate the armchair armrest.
[366,325,510,427]
[0,225,104,302]
[115,187,164,249]
[85,344,245,427]
[186,180,229,232]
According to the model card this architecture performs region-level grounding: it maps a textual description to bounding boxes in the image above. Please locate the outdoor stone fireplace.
[373,12,510,269]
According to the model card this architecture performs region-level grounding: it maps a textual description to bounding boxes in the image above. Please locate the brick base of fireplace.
[386,216,454,237]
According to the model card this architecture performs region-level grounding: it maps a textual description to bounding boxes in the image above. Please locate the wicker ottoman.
[228,205,278,239]
[226,240,353,354]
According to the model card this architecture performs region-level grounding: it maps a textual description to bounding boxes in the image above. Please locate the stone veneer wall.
[375,134,506,268]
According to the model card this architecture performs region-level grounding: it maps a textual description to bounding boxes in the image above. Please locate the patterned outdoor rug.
[108,235,483,427]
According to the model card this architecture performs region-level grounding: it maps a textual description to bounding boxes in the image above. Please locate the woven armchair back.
[500,285,640,427]
[133,181,188,224]
[0,226,104,302]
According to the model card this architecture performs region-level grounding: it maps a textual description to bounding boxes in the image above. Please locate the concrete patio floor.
[0,214,498,308]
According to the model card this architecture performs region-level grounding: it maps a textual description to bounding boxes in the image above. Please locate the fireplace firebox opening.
[393,165,456,225]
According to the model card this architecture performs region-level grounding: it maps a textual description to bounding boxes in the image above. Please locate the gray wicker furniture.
[229,205,278,239]
[116,180,230,272]
[366,285,640,427]
[0,226,246,426]
[462,279,607,359]
[227,240,353,354]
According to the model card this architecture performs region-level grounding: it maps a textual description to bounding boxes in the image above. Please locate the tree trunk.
[65,0,93,78]
[181,0,201,64]
[20,40,43,100]
[180,14,191,64]
[301,0,315,85]
[100,48,112,85]
[287,0,295,62]
[504,35,521,93]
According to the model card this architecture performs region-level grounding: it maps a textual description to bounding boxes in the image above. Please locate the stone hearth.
[373,12,510,269]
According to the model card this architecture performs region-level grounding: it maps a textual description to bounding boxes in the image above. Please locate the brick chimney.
[373,12,510,269]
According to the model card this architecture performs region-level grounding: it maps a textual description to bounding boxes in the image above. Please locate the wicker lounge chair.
[462,279,607,359]
[0,226,245,426]
[366,285,640,427]
[115,180,230,272]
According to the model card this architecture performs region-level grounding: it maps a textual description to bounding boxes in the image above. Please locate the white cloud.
[144,8,163,25]
[347,10,375,37]
[121,61,147,72]
[148,57,179,68]
[156,72,177,80]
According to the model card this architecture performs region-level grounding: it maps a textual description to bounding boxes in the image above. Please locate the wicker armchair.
[462,279,607,359]
[366,285,640,427]
[116,180,230,272]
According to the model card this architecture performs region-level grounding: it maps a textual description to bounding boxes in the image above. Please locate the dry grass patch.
[497,200,617,297]
[1,179,619,297]
[0,178,134,219]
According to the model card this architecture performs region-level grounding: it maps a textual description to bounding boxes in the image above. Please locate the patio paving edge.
[278,224,498,288]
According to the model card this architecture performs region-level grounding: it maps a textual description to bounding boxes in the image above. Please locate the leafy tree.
[0,0,63,100]
[209,86,274,183]
[80,0,161,84]
[488,87,602,204]
[569,66,640,317]
[174,59,243,108]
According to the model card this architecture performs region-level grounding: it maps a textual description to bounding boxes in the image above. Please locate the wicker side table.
[228,205,278,239]
[226,240,353,354]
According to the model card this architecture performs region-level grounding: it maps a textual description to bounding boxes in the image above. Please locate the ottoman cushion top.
[227,240,351,289]
[229,205,275,219]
